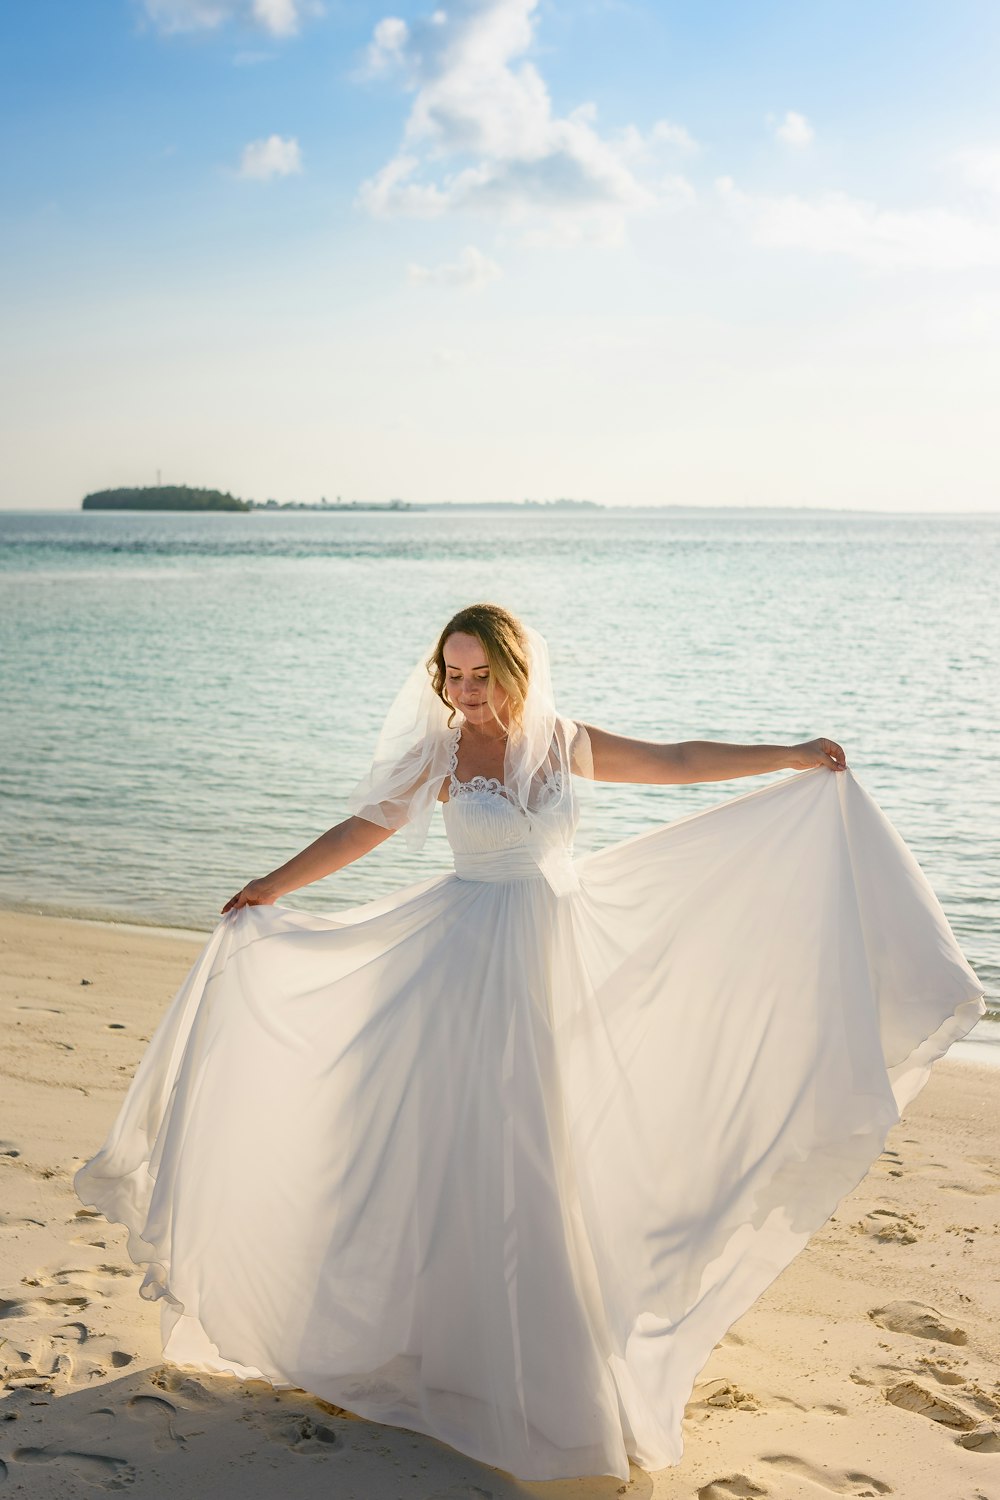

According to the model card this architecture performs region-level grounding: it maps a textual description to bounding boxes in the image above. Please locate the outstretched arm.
[579,724,847,786]
[221,815,395,913]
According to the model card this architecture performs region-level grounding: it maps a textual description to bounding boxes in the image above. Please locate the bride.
[75,601,985,1483]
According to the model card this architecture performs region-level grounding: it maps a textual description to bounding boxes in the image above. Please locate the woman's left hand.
[788,737,848,772]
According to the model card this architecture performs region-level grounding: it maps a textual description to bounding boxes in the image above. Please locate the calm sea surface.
[2,507,997,1054]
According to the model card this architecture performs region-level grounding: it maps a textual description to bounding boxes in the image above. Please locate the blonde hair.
[429,603,529,731]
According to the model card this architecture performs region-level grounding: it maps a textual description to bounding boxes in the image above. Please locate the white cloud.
[953,144,1000,196]
[251,0,299,35]
[238,134,303,179]
[356,0,689,244]
[650,119,700,153]
[769,110,814,148]
[407,244,503,289]
[716,176,1000,270]
[366,16,410,73]
[140,0,321,35]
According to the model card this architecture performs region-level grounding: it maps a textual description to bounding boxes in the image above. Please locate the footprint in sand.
[28,1264,135,1293]
[2,1347,53,1392]
[126,1393,185,1451]
[850,1209,923,1245]
[0,1292,88,1321]
[915,1354,968,1387]
[868,1300,967,1345]
[33,1293,89,1313]
[940,1174,1000,1196]
[697,1476,768,1499]
[956,1379,1000,1420]
[760,1455,892,1495]
[255,1410,341,1453]
[884,1379,977,1430]
[10,1446,135,1489]
[691,1379,761,1411]
[147,1365,222,1406]
[957,1425,1000,1452]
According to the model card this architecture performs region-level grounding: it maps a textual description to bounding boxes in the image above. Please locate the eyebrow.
[445,663,489,672]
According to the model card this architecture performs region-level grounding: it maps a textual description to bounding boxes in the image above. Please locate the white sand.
[1,908,998,1498]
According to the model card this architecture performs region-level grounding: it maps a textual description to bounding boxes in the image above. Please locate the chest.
[453,736,507,783]
[440,723,508,803]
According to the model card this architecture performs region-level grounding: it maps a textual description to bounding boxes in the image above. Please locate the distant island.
[80,487,603,513]
[82,486,249,512]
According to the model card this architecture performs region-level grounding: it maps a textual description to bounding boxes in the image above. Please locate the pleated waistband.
[452,847,547,882]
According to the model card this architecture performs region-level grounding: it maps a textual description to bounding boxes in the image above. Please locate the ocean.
[2,505,997,1055]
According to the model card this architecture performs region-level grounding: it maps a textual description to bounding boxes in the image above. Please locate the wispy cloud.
[140,0,321,36]
[238,134,303,178]
[407,243,503,289]
[716,175,1000,270]
[649,119,700,153]
[356,0,692,246]
[768,110,814,148]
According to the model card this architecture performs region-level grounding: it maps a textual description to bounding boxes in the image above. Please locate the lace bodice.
[442,724,578,870]
[442,726,531,857]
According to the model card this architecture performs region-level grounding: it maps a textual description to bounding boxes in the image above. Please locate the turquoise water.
[2,506,997,1043]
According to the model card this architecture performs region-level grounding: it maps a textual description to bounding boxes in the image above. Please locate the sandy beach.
[1,907,998,1499]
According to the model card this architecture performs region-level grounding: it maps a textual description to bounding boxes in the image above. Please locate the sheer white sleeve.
[345,654,456,851]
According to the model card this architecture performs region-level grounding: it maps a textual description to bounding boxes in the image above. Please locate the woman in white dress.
[74,602,986,1483]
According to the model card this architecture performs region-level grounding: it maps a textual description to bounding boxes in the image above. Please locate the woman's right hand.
[221,877,277,915]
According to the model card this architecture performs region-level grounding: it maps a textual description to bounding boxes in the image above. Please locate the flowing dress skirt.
[74,767,986,1480]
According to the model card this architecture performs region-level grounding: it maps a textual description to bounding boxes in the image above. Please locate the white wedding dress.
[74,727,986,1481]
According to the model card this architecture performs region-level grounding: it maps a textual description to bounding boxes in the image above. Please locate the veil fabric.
[346,624,592,894]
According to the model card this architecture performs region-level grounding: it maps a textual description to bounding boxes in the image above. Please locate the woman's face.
[442,631,509,729]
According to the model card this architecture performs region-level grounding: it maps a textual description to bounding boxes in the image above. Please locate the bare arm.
[579,723,847,786]
[221,815,396,913]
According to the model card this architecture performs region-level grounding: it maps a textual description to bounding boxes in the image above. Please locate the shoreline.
[0,896,213,944]
[1,905,998,1495]
[4,899,998,1050]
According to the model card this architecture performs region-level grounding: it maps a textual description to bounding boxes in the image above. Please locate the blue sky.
[3,0,1000,510]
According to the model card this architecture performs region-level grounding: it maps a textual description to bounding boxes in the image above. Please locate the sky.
[2,0,1000,511]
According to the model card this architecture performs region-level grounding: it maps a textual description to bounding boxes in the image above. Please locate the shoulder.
[555,715,595,777]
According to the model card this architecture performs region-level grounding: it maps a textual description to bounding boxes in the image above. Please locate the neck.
[460,713,509,741]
